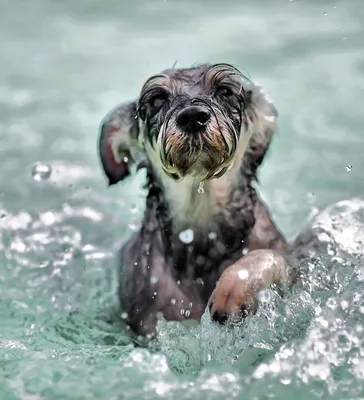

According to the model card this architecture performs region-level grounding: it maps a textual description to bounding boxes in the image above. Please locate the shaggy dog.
[98,63,298,337]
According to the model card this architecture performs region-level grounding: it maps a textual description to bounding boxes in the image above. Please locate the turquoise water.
[1,0,364,398]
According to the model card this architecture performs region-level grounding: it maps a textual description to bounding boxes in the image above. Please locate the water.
[1,0,364,398]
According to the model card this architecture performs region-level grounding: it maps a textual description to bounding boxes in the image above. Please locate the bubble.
[323,12,327,16]
[150,276,159,285]
[237,269,249,280]
[185,310,191,317]
[121,312,128,320]
[180,309,185,315]
[189,302,193,308]
[31,162,52,181]
[345,165,352,172]
[197,182,204,194]
[179,228,194,244]
[170,298,176,305]
[208,232,217,240]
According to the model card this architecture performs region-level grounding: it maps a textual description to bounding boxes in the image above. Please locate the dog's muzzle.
[157,105,238,182]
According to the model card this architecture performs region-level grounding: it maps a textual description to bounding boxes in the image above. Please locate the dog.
[98,63,298,337]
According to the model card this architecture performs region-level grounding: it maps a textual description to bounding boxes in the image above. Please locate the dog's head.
[137,63,250,182]
[99,63,278,186]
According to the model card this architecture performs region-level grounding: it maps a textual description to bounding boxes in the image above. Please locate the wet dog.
[98,63,297,337]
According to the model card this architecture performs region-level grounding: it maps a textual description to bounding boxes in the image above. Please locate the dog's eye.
[216,86,233,98]
[150,95,166,109]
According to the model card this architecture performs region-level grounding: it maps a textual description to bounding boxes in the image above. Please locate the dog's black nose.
[176,106,210,133]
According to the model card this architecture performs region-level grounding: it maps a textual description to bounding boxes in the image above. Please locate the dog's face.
[137,63,251,182]
[98,63,277,188]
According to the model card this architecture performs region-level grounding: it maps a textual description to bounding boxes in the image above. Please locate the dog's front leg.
[208,249,296,322]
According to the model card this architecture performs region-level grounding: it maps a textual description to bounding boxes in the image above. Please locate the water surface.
[1,0,364,399]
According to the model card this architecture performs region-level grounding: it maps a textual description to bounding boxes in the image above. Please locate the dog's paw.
[207,249,291,324]
[208,264,258,323]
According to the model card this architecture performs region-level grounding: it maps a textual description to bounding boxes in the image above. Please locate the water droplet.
[130,203,138,213]
[237,269,249,280]
[281,378,291,385]
[128,222,140,231]
[150,276,159,284]
[180,309,185,315]
[326,297,337,309]
[123,156,129,163]
[176,280,181,285]
[323,11,327,16]
[333,4,336,8]
[197,181,204,194]
[208,232,217,240]
[171,298,176,305]
[340,300,349,310]
[196,278,204,285]
[134,261,138,266]
[121,312,128,319]
[31,162,52,181]
[345,165,352,172]
[185,310,191,317]
[189,302,193,308]
[179,228,194,244]
[196,256,205,265]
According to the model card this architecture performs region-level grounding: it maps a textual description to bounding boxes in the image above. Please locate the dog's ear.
[98,101,144,186]
[244,84,279,177]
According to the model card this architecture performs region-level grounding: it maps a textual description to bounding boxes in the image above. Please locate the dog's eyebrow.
[140,74,170,93]
[205,63,249,86]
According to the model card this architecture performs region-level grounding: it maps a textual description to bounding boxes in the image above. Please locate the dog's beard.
[157,116,239,182]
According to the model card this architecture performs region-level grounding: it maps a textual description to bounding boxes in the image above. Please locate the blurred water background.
[1,0,364,399]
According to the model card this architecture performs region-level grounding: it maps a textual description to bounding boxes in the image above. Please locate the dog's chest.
[163,175,233,232]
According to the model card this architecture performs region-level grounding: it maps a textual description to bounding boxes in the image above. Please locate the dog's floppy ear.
[98,101,144,186]
[244,84,279,177]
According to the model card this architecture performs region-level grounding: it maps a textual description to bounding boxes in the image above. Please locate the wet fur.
[98,64,288,336]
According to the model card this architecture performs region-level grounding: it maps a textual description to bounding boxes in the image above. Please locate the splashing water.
[1,0,364,398]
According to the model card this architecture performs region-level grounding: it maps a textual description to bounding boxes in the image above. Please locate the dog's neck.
[143,149,258,241]
[144,129,260,236]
